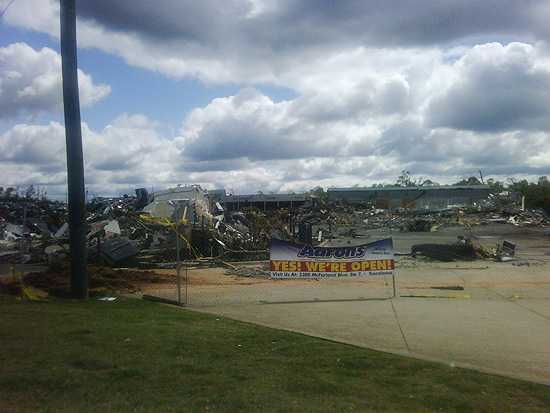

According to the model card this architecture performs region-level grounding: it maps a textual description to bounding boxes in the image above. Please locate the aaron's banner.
[270,238,394,279]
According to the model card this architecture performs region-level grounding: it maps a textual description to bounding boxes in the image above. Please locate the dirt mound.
[22,265,174,297]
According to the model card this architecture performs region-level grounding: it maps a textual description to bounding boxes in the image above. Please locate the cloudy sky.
[2,0,550,198]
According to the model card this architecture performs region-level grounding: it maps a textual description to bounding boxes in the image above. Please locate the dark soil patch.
[21,264,174,297]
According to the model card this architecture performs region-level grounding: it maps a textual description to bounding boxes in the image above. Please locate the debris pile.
[459,208,550,227]
[408,236,527,263]
[411,238,479,262]
[1,184,549,287]
[0,195,67,264]
[223,261,270,278]
[307,202,550,240]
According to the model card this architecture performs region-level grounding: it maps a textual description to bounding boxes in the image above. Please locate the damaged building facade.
[143,185,212,224]
[208,191,308,211]
[327,185,492,210]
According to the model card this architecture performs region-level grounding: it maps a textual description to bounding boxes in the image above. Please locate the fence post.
[185,263,189,306]
[392,271,398,298]
[176,228,182,305]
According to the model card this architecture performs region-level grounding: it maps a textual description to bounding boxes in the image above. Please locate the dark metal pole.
[176,210,182,305]
[61,0,88,299]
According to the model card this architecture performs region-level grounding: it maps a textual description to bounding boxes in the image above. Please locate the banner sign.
[270,238,394,279]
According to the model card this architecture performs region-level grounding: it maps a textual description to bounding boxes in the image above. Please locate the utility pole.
[61,0,88,299]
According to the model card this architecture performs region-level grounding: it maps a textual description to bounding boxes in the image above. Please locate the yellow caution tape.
[21,285,47,301]
[138,214,200,259]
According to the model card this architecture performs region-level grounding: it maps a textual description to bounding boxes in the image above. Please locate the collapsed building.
[143,185,212,224]
[1,181,547,275]
[327,185,494,210]
[208,190,308,211]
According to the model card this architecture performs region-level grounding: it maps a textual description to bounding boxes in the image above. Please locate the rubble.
[1,183,549,289]
[408,236,527,263]
[496,240,516,262]
[100,237,138,265]
[223,261,270,278]
[411,238,479,262]
[1,195,67,264]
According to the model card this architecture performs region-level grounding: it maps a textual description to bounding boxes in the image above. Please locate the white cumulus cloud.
[0,42,111,119]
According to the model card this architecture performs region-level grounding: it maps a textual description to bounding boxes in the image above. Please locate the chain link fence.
[143,258,397,308]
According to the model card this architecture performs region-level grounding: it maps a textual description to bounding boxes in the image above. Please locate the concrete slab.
[192,295,550,385]
[187,278,395,307]
[162,226,550,385]
[392,298,550,383]
[508,299,550,320]
[184,260,550,385]
[199,299,409,354]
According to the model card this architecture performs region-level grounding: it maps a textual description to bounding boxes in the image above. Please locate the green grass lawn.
[1,296,549,412]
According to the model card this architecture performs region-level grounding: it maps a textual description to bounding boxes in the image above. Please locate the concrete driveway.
[182,226,550,385]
